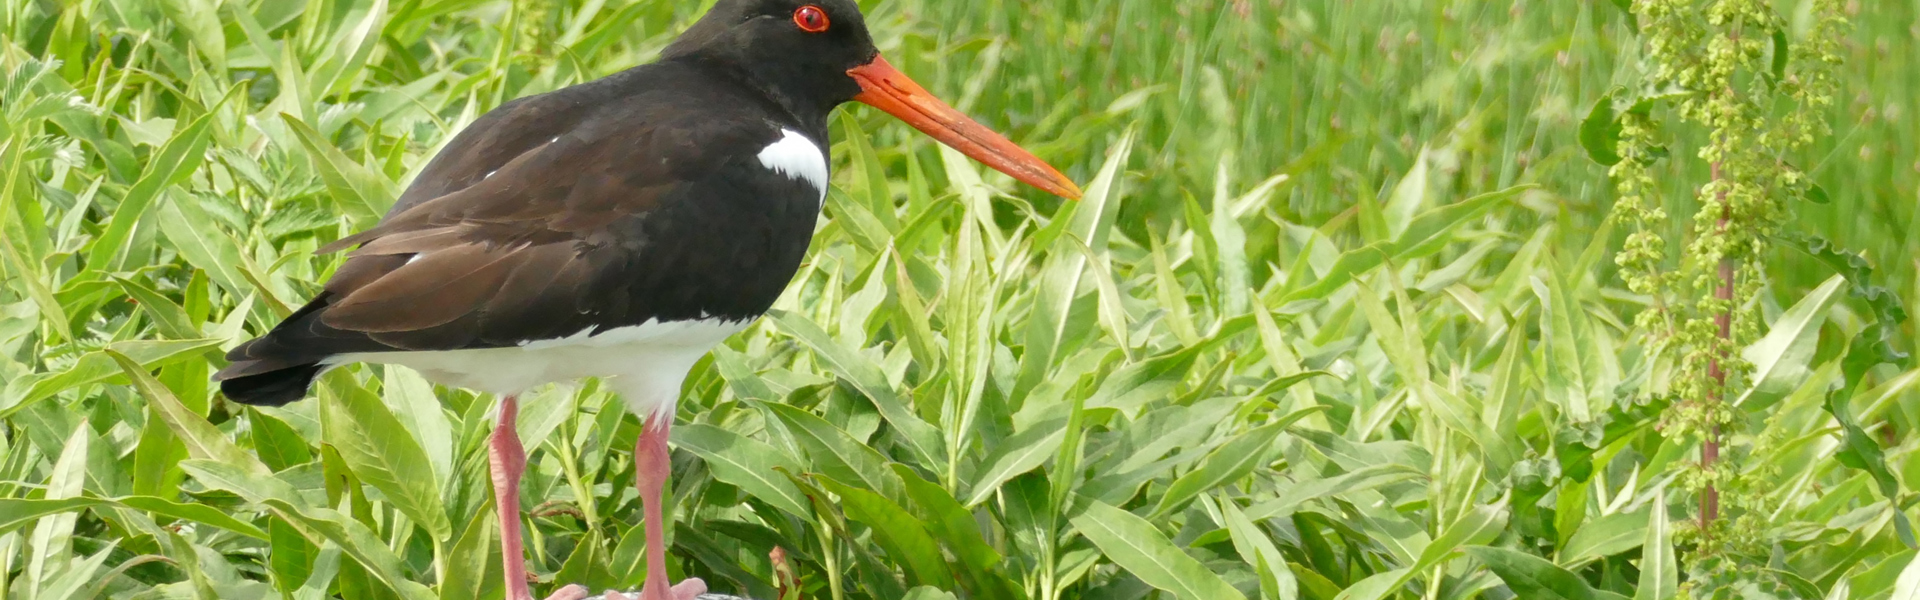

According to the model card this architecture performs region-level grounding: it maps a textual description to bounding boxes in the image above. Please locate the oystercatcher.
[214,1,1079,599]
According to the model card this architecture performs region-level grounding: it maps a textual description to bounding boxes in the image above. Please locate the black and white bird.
[213,1,1079,599]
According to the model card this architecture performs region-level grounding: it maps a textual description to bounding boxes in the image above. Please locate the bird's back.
[216,61,831,406]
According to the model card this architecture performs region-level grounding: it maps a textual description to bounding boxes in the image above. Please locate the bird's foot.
[541,584,592,600]
[590,578,708,600]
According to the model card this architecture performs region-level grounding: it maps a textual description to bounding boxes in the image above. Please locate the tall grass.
[0,1,1916,599]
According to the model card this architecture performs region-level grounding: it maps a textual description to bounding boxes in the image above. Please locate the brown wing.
[219,96,799,376]
[315,109,777,347]
[217,58,834,408]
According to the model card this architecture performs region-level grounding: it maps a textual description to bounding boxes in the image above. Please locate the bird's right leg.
[490,393,591,600]
[635,416,707,600]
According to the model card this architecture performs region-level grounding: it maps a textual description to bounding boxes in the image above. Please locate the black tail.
[218,362,325,406]
[214,292,379,406]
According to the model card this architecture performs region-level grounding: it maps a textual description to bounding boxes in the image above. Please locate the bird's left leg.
[490,394,594,600]
[635,416,708,600]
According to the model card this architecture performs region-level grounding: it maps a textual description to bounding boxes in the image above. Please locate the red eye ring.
[794,5,829,33]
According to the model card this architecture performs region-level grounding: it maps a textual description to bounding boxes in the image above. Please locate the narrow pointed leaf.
[1634,496,1676,600]
[674,424,813,517]
[1070,499,1246,600]
[319,377,451,541]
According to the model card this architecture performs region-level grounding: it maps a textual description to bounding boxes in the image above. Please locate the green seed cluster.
[1618,0,1848,591]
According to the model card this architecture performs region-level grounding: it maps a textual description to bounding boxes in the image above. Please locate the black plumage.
[219,62,832,404]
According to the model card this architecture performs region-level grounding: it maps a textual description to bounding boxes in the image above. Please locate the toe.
[671,578,708,600]
[542,584,592,600]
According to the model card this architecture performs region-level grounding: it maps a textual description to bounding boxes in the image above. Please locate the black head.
[662,0,1084,200]
[663,0,877,120]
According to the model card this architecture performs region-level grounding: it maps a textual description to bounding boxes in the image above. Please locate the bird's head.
[665,0,1082,199]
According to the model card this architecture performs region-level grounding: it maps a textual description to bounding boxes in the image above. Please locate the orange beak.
[849,56,1082,200]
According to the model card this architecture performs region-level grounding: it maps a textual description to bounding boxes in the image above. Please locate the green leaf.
[5,339,221,418]
[1085,342,1209,411]
[835,112,901,232]
[284,114,393,223]
[180,460,437,600]
[1468,546,1630,600]
[762,402,904,502]
[155,0,226,73]
[1354,274,1428,385]
[117,495,270,540]
[1607,0,1638,30]
[37,542,116,600]
[1807,182,1831,204]
[894,465,1015,598]
[132,402,188,500]
[1211,160,1255,315]
[903,587,960,600]
[553,531,613,593]
[1417,504,1509,571]
[0,498,96,538]
[817,478,956,590]
[1536,266,1599,424]
[318,375,452,541]
[1785,233,1908,364]
[1244,464,1425,521]
[1336,503,1505,600]
[1558,508,1648,567]
[965,420,1067,508]
[767,309,946,470]
[106,349,271,475]
[674,423,813,517]
[112,275,198,340]
[1280,185,1530,304]
[1048,349,1095,516]
[294,543,344,600]
[1384,150,1430,238]
[1221,499,1299,600]
[156,189,253,297]
[1893,551,1920,600]
[1336,568,1413,600]
[1152,420,1286,518]
[1769,27,1791,86]
[1737,274,1845,409]
[88,112,214,273]
[440,507,498,600]
[1070,499,1246,600]
[29,422,89,588]
[380,366,453,490]
[1634,496,1676,600]
[1825,330,1915,548]
[1016,130,1133,404]
[308,0,389,98]
[247,408,314,473]
[1580,89,1627,166]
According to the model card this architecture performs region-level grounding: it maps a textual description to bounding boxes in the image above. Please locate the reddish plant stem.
[1700,22,1742,533]
[1704,156,1731,530]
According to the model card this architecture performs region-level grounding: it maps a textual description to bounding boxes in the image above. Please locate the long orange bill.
[849,56,1082,200]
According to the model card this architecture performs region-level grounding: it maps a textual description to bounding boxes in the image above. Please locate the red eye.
[794,5,829,33]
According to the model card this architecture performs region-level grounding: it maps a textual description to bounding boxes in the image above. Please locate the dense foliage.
[2,1,1917,599]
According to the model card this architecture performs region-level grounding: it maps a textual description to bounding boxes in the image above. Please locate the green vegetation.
[2,1,1917,599]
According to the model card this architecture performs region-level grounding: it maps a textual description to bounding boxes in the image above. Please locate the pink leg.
[492,395,592,600]
[489,395,536,600]
[635,416,707,600]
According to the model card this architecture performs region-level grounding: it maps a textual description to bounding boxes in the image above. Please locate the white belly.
[332,318,749,419]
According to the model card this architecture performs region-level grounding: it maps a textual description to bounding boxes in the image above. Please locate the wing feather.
[223,85,801,380]
[322,244,528,332]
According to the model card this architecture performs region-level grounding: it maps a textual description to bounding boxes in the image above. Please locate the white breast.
[757,129,829,199]
[332,317,749,420]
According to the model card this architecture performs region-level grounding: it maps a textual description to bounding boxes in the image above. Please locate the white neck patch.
[757,129,829,198]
